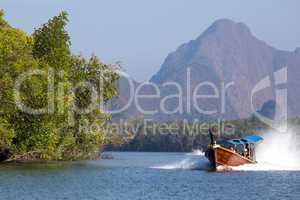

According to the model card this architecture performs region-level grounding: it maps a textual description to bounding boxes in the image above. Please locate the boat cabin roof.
[218,134,263,146]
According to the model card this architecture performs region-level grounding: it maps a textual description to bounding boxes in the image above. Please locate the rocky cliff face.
[112,19,300,121]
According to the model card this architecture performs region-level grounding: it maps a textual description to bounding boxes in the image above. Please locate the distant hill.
[111,19,300,121]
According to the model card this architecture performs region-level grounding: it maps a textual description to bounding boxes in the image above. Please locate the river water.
[0,151,299,200]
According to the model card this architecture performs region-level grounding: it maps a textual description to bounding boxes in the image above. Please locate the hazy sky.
[1,0,300,81]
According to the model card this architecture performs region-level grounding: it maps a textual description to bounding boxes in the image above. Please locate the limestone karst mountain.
[111,19,300,121]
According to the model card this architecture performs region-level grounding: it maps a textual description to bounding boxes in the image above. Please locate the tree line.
[106,116,300,152]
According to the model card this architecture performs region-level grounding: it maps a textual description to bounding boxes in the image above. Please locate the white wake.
[151,150,209,170]
[233,127,300,171]
[185,149,205,156]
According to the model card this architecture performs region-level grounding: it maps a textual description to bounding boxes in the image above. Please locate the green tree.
[0,10,119,161]
[32,11,71,70]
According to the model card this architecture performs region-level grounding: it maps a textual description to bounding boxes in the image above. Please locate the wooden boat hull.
[205,145,255,171]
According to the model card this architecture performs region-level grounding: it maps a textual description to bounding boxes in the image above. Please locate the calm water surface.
[0,152,299,200]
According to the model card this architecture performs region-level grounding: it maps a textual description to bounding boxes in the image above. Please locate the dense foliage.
[0,10,119,161]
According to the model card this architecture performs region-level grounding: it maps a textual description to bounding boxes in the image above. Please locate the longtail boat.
[205,129,263,171]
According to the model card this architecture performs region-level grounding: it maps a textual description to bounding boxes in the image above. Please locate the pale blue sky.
[1,0,300,81]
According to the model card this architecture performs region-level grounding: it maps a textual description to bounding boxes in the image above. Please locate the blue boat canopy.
[243,135,264,143]
[223,135,263,145]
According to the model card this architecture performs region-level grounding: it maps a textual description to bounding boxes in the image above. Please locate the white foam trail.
[234,127,300,171]
[152,149,208,170]
[152,158,196,170]
[151,156,210,170]
[185,149,204,156]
